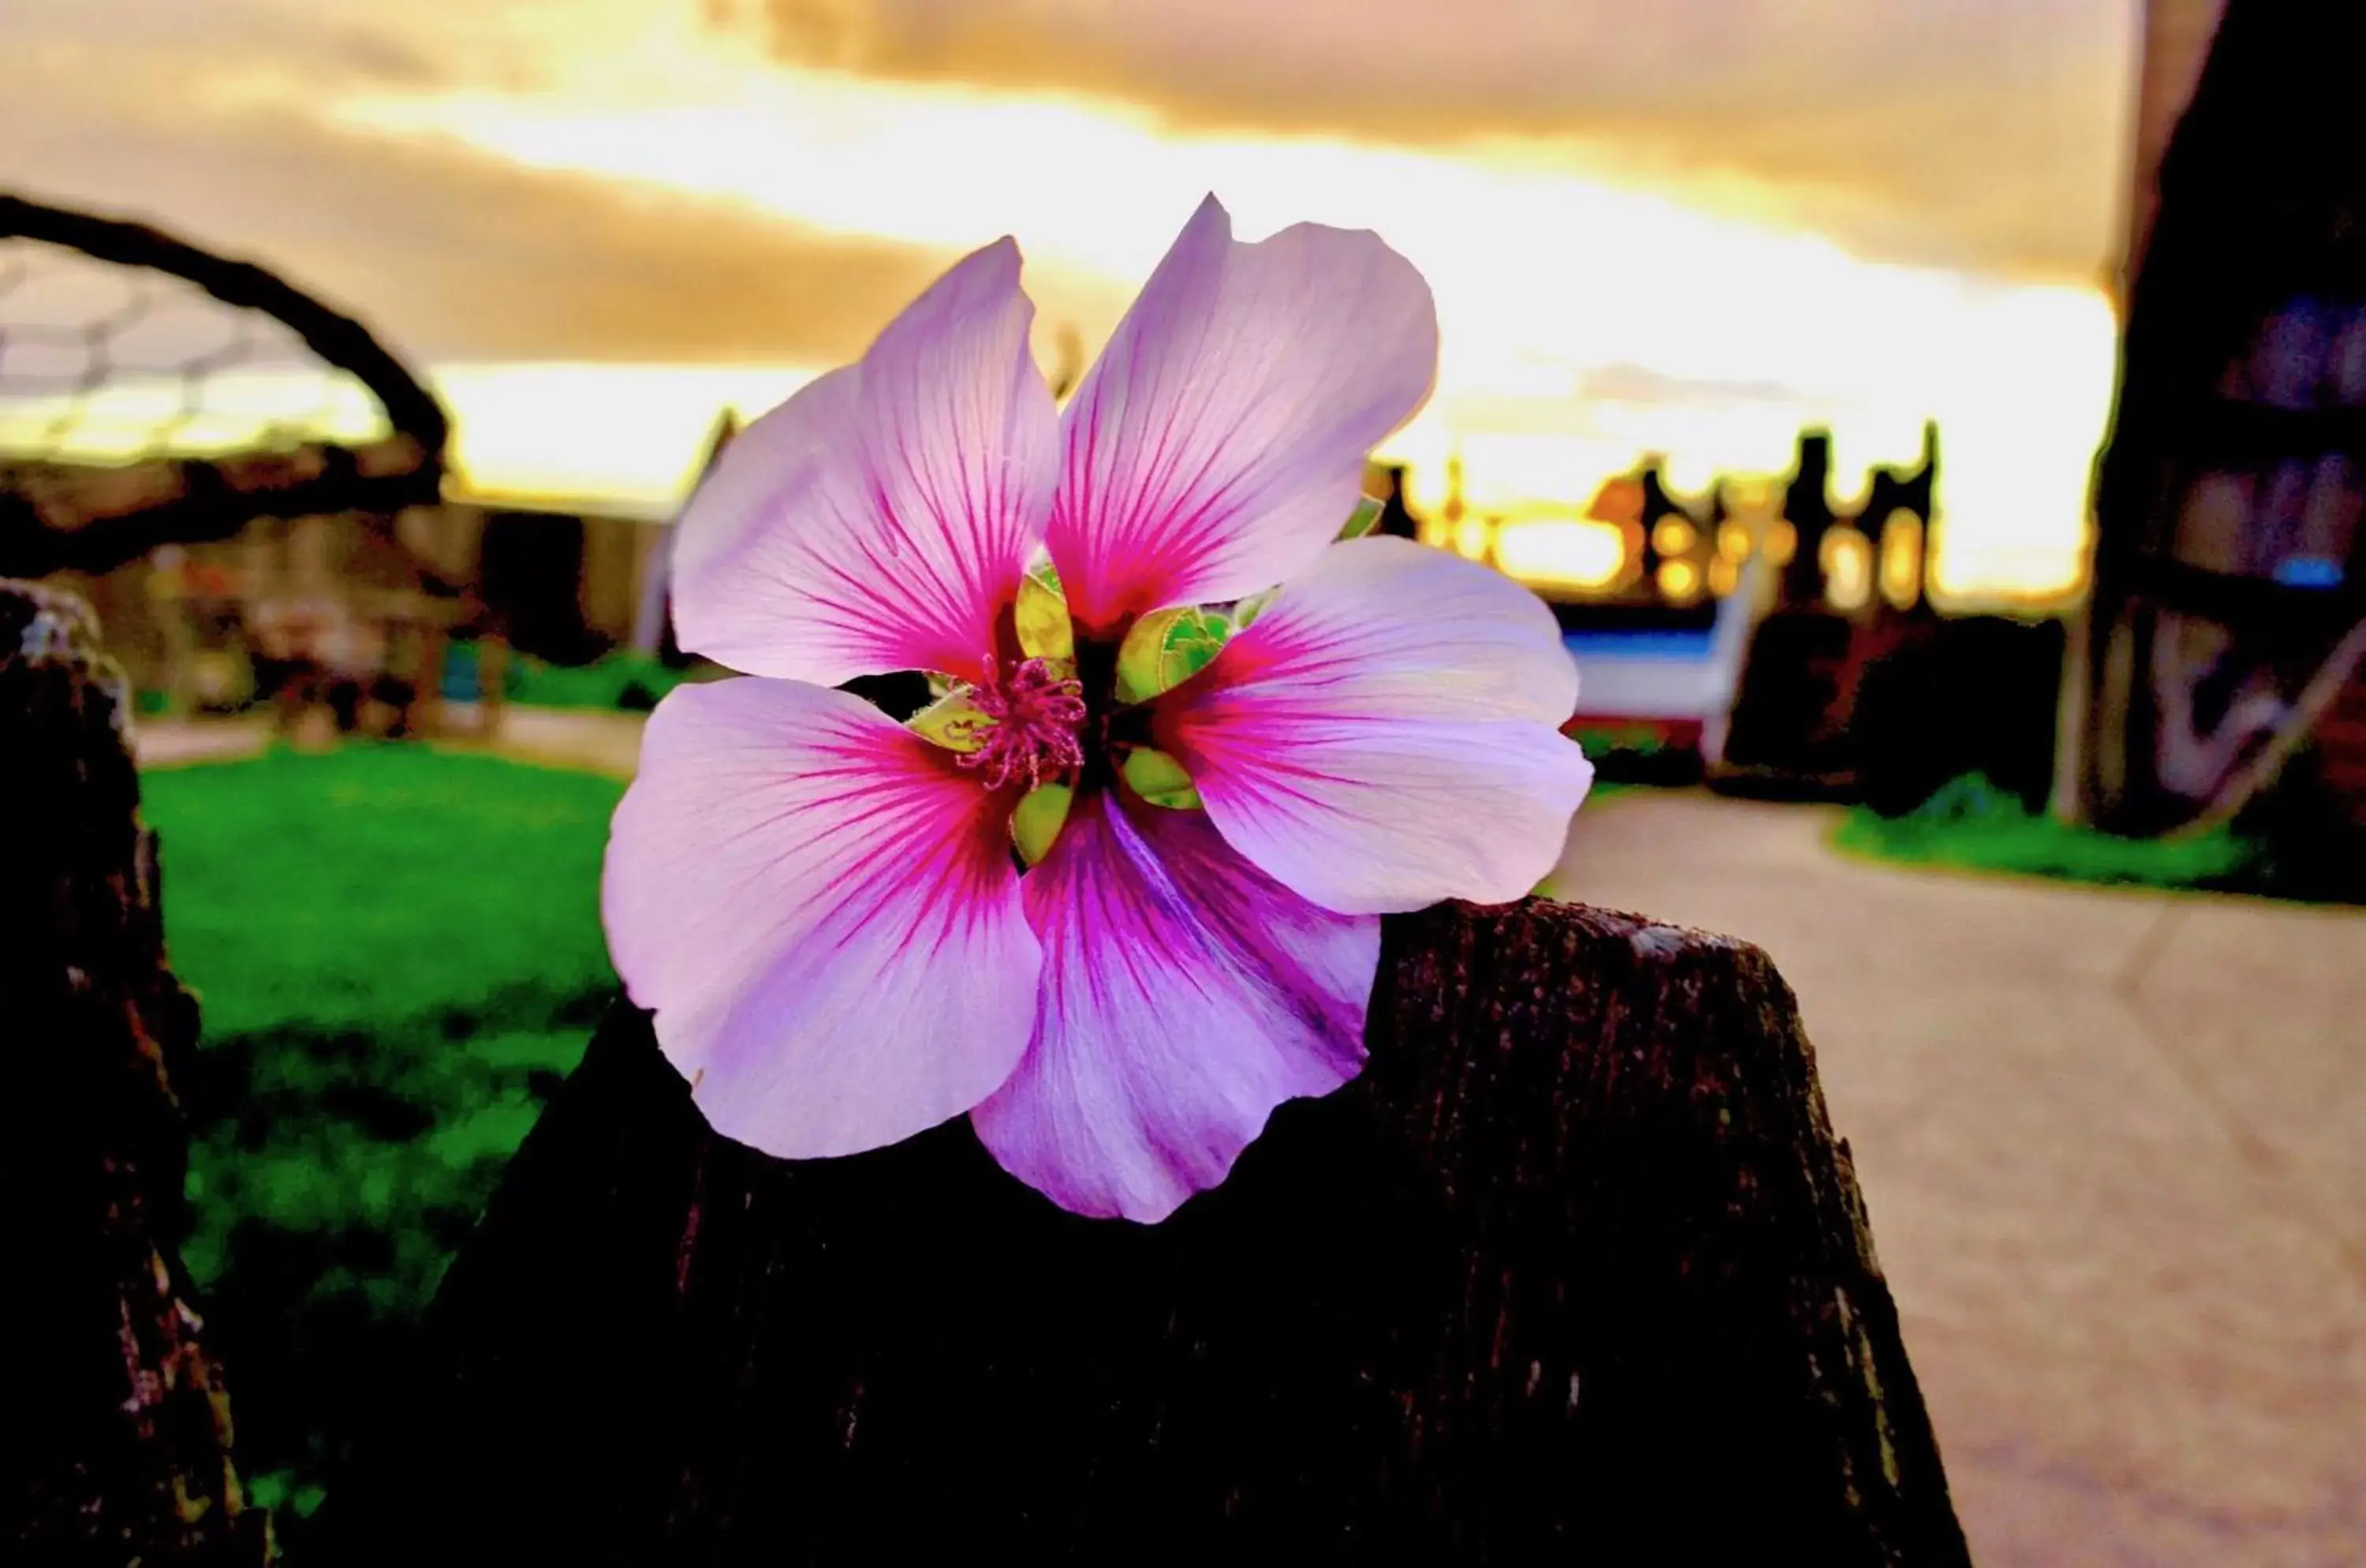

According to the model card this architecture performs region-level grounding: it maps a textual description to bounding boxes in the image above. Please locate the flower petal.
[971,792,1377,1223]
[603,678,1039,1157]
[1047,195,1439,635]
[1159,536,1593,914]
[672,238,1058,685]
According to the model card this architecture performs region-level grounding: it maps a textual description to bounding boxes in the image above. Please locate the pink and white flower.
[602,196,1592,1222]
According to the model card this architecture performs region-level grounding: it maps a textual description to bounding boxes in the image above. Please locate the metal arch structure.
[0,192,453,582]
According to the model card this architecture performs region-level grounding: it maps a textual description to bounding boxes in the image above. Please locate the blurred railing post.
[0,580,271,1566]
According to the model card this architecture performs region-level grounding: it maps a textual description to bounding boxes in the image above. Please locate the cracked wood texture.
[319,897,1967,1565]
[1,581,271,1566]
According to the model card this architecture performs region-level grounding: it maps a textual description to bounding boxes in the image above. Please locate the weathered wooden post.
[315,902,1969,1562]
[1,581,271,1565]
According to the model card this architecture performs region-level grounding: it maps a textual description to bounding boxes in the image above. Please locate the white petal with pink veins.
[603,678,1041,1157]
[972,792,1378,1223]
[1160,536,1592,915]
[1048,195,1438,636]
[672,237,1058,685]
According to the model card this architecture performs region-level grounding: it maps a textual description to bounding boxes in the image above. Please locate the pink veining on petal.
[1047,195,1439,635]
[971,790,1379,1223]
[603,678,1041,1159]
[670,238,1058,685]
[1159,536,1593,916]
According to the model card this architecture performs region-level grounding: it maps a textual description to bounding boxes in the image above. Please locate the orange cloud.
[2,70,965,366]
[713,0,2136,282]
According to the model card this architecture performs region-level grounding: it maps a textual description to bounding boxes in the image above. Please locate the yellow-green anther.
[1010,781,1073,865]
[1015,568,1074,661]
[1114,607,1183,704]
[1121,746,1203,809]
[1114,605,1230,704]
[907,687,991,752]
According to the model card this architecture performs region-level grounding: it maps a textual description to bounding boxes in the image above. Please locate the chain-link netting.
[0,237,392,474]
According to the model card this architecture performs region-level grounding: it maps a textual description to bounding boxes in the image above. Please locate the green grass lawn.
[152,746,622,1038]
[1830,773,2259,892]
[143,746,625,1522]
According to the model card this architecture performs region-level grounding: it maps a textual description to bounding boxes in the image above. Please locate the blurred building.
[1434,421,1985,795]
[47,505,476,736]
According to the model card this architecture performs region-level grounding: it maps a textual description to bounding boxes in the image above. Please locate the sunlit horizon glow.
[37,2,2126,605]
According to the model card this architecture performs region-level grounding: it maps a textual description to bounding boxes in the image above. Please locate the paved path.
[1545,792,2366,1568]
[131,712,275,767]
[468,705,646,776]
[131,707,648,777]
[136,713,2365,1562]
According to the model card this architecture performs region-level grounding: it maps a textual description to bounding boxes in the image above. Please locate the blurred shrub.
[1851,616,2066,819]
[1834,772,2256,890]
[1567,723,1706,786]
[504,648,711,711]
[2234,741,2366,903]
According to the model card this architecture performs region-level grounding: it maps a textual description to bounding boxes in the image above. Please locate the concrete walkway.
[134,713,2364,1562]
[468,705,646,776]
[1545,792,2366,1568]
[130,707,648,778]
[131,712,276,768]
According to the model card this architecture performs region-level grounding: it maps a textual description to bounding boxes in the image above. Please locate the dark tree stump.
[1,581,271,1565]
[319,901,1966,1564]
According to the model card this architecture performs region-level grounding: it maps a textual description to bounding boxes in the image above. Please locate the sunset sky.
[2,0,2143,599]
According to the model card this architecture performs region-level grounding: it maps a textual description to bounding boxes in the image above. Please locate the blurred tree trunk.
[317,901,1969,1565]
[0,580,271,1566]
